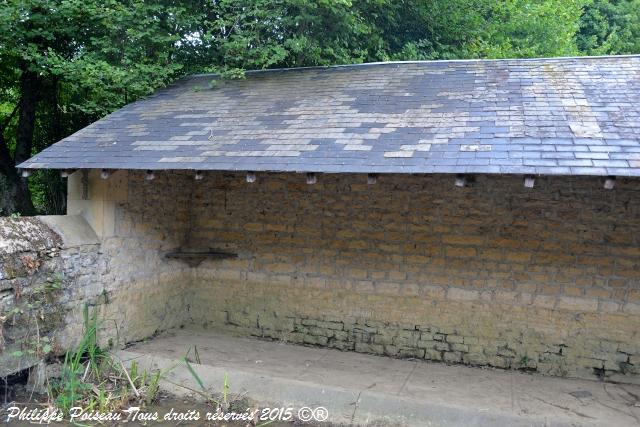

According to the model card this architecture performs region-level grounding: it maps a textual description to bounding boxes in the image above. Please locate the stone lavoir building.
[15,55,640,383]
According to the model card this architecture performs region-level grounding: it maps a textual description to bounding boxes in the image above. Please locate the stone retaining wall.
[0,217,99,376]
[0,171,193,375]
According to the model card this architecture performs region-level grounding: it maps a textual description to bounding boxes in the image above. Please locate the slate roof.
[19,55,640,176]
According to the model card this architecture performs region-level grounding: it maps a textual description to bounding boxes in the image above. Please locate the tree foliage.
[0,0,638,215]
[578,0,640,54]
[0,0,199,214]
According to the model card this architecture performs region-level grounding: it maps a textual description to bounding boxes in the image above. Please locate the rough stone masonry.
[186,171,640,383]
[1,169,639,384]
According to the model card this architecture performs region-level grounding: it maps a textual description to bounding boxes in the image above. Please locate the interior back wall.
[182,172,640,382]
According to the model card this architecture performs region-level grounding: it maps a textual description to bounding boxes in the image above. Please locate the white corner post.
[67,169,128,239]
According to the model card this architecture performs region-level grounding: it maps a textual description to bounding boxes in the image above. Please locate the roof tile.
[18,56,640,177]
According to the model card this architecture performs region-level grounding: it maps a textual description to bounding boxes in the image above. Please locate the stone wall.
[90,170,192,345]
[0,171,193,376]
[3,170,639,383]
[185,172,640,382]
[0,216,100,376]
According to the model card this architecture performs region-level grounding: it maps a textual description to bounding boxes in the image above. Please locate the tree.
[578,0,640,55]
[0,0,199,215]
[183,0,380,77]
[366,0,588,60]
[177,0,590,73]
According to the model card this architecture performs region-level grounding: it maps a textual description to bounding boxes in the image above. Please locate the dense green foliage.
[0,0,638,215]
[578,0,640,54]
[0,0,199,214]
[186,0,590,74]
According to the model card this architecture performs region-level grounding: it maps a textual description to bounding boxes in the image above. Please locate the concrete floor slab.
[116,328,640,426]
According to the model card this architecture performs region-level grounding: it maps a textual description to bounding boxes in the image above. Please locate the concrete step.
[116,328,640,426]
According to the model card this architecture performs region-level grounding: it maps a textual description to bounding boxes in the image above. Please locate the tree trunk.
[0,133,35,216]
[0,70,40,215]
[14,71,40,165]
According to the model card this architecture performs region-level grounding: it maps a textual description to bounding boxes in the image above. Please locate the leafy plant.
[50,305,167,413]
[578,0,640,55]
[53,305,104,411]
[183,357,205,392]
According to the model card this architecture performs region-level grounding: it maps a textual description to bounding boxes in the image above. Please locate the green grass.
[48,308,246,416]
[50,305,164,413]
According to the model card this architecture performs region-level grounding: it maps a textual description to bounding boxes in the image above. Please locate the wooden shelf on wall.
[165,250,237,267]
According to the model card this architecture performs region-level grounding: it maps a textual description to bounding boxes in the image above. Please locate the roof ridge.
[187,54,640,79]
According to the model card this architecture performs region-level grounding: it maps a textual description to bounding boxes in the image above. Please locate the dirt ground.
[1,384,326,427]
